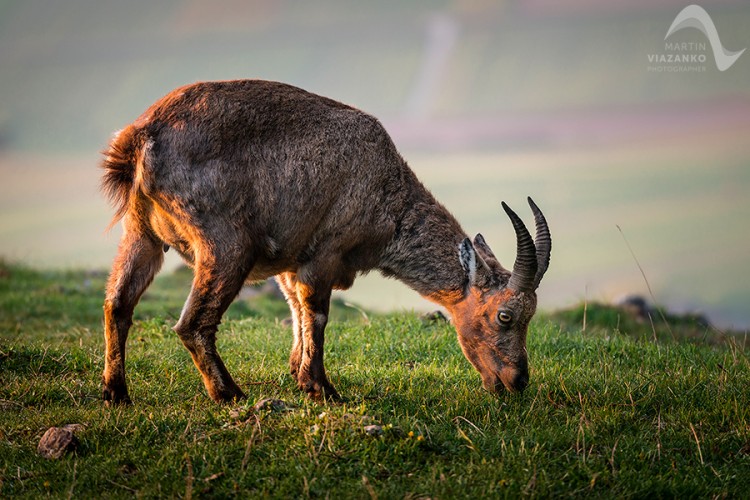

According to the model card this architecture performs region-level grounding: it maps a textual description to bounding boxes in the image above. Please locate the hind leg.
[102,217,164,404]
[174,253,253,403]
[277,272,303,379]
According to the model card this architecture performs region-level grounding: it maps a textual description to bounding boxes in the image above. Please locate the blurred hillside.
[0,0,749,329]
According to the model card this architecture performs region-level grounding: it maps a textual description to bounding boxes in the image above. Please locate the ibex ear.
[473,233,496,262]
[459,238,495,289]
[473,233,508,277]
[459,238,477,284]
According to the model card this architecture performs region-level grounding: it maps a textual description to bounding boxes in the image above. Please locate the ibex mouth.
[482,378,506,394]
[503,369,529,393]
[483,366,529,394]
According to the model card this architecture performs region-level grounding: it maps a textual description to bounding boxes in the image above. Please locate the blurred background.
[0,0,748,329]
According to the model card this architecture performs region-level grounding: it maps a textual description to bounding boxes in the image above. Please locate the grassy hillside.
[4,138,750,329]
[1,262,748,497]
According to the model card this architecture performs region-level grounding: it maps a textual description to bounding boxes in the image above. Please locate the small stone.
[62,423,85,433]
[363,424,383,436]
[253,398,291,412]
[420,310,449,324]
[38,425,82,459]
[616,294,652,323]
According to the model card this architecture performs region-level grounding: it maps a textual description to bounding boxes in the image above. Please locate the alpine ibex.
[100,79,551,404]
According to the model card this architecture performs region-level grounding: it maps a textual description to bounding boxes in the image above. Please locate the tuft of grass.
[549,301,745,346]
[1,261,749,497]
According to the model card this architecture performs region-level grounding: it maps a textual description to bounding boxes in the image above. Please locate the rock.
[616,295,653,323]
[37,424,83,459]
[228,408,246,420]
[254,398,292,412]
[420,310,449,324]
[363,424,383,436]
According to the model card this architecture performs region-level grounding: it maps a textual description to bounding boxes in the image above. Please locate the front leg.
[296,283,340,401]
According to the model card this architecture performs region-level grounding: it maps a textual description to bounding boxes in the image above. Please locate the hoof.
[102,385,132,406]
[299,379,341,402]
[208,383,247,404]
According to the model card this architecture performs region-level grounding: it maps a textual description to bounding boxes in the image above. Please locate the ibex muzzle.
[100,80,551,404]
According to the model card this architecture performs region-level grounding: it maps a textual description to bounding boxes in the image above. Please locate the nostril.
[513,371,529,392]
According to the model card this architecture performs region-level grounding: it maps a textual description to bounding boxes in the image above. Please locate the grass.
[1,260,749,498]
[549,301,742,347]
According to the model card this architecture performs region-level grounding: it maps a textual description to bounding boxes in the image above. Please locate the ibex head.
[450,197,551,394]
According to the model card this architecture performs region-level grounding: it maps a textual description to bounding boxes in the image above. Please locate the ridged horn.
[502,201,538,293]
[527,197,551,289]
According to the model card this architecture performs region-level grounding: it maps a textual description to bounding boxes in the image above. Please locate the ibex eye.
[498,311,513,324]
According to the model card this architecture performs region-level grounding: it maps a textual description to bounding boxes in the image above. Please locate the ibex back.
[100,79,551,404]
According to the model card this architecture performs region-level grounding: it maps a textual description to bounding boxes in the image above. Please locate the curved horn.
[527,197,551,289]
[502,201,537,292]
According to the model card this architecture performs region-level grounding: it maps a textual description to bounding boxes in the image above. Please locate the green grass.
[1,261,749,498]
[549,301,744,347]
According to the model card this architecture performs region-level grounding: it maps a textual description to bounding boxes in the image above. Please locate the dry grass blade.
[689,423,704,465]
[241,419,261,471]
[184,454,193,500]
[617,225,676,340]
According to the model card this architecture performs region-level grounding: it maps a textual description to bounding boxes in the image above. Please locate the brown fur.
[100,79,550,404]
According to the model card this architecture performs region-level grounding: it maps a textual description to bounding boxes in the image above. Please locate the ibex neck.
[378,180,469,307]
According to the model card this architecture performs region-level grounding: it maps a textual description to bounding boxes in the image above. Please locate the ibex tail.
[100,125,140,231]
